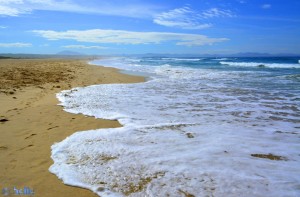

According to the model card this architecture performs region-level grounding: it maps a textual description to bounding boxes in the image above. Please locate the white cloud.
[0,0,29,16]
[0,5,24,16]
[0,0,23,4]
[154,6,234,29]
[63,45,107,49]
[0,42,32,47]
[0,0,81,16]
[0,0,160,18]
[262,4,271,9]
[32,29,228,47]
[153,6,212,30]
[0,25,7,28]
[201,8,235,18]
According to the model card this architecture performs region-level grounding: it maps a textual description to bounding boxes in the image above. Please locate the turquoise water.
[101,56,300,92]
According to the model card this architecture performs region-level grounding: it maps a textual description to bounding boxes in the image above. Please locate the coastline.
[47,57,300,196]
[0,59,144,197]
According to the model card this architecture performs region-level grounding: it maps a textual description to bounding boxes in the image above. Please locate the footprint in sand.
[25,133,37,139]
[0,146,8,150]
[0,118,9,123]
[47,126,59,130]
[18,144,34,151]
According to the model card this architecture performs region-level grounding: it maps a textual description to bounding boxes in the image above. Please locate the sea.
[50,56,300,197]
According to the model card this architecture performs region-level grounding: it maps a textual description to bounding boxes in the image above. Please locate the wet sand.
[0,59,144,197]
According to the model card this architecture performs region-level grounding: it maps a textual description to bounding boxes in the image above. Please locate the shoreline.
[0,59,144,197]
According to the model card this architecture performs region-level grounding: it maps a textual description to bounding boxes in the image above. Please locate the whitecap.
[220,61,300,68]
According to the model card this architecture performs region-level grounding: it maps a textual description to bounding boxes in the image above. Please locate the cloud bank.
[32,29,228,46]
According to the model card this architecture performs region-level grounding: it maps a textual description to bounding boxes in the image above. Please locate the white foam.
[51,58,300,196]
[50,124,300,197]
[212,58,230,61]
[220,61,300,68]
[161,57,203,61]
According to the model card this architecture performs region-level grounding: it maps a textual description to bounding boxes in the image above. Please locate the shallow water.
[51,56,300,196]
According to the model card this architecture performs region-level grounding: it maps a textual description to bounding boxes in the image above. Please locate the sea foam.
[220,61,300,68]
[51,58,300,197]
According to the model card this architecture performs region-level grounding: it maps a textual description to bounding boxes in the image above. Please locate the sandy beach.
[0,59,144,197]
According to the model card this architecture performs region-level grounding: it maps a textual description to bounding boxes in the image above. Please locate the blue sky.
[0,0,300,55]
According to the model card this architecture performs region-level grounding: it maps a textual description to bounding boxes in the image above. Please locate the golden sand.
[0,59,144,197]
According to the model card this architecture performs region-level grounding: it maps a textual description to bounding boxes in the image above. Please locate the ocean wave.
[285,74,300,81]
[51,57,300,196]
[52,78,300,196]
[220,61,300,68]
[212,58,230,61]
[161,57,203,61]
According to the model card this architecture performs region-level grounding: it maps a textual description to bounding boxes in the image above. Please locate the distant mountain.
[56,50,85,56]
[0,55,13,59]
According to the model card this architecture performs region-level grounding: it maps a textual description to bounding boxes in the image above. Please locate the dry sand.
[0,59,144,197]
